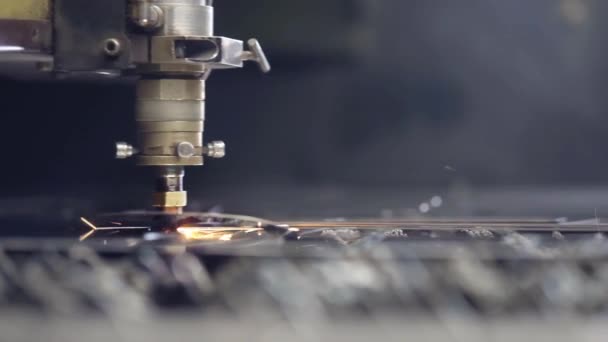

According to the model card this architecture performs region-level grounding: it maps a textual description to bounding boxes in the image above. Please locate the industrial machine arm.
[0,0,270,213]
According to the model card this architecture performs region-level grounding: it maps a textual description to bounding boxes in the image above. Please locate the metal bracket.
[54,0,131,73]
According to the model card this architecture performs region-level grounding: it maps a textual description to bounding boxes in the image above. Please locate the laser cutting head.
[116,0,270,213]
[0,0,268,213]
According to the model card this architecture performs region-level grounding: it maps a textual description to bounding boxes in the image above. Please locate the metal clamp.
[242,39,271,73]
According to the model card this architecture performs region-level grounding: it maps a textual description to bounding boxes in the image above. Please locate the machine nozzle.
[154,166,187,214]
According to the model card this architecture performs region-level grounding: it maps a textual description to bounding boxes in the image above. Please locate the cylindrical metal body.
[133,0,214,168]
[156,166,185,192]
[136,78,205,166]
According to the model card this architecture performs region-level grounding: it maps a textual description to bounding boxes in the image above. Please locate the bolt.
[116,142,136,159]
[132,4,164,30]
[176,142,195,158]
[205,141,226,159]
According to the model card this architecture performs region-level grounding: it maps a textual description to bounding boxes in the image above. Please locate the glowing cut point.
[79,229,96,241]
[177,227,238,241]
[177,227,197,240]
[80,217,97,230]
[79,217,98,241]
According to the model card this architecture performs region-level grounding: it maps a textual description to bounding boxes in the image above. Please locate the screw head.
[132,4,164,30]
[176,142,196,158]
[103,38,122,57]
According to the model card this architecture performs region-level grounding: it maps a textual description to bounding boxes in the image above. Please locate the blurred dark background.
[2,0,608,221]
